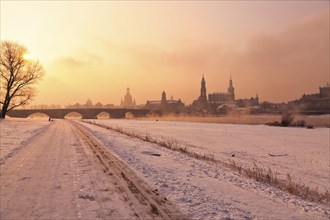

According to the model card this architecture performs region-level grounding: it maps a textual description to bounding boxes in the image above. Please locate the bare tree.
[0,41,45,118]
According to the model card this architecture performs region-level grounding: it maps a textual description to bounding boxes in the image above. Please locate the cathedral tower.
[227,76,235,100]
[199,75,207,102]
[161,91,167,105]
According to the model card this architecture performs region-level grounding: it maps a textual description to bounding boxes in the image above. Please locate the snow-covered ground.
[1,118,329,219]
[0,118,51,164]
[80,119,329,219]
[85,119,330,193]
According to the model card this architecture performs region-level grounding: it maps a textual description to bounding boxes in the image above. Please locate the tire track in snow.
[70,120,184,219]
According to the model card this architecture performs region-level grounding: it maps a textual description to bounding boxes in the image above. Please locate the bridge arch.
[64,112,83,119]
[27,112,50,119]
[96,111,110,119]
[125,112,134,119]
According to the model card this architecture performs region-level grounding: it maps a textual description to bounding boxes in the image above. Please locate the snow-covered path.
[79,120,330,219]
[0,119,179,219]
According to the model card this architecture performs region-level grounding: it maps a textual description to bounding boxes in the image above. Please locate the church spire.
[227,75,235,100]
[200,74,207,101]
[161,90,167,105]
[229,73,233,87]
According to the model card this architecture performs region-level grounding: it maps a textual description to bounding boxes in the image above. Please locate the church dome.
[124,91,133,104]
[121,87,135,107]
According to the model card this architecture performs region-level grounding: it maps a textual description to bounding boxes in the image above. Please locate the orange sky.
[1,1,329,106]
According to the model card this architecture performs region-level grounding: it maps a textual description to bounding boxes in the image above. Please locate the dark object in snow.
[150,203,159,215]
[307,124,314,129]
[268,153,288,157]
[78,194,95,201]
[141,151,161,157]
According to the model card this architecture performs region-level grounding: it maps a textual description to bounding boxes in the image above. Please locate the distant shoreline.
[5,113,330,128]
[141,114,330,128]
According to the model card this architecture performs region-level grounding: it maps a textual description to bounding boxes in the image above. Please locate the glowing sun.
[23,53,31,60]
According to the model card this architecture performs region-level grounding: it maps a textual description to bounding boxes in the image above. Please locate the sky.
[1,1,329,106]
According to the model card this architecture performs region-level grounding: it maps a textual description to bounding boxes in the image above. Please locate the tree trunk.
[1,103,9,118]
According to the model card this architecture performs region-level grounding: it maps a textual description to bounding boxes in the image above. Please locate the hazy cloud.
[39,9,329,105]
[55,57,84,68]
[50,49,103,72]
[234,9,329,101]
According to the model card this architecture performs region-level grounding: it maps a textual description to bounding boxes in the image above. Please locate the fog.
[34,9,329,106]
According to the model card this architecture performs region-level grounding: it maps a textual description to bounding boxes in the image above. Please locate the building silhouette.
[146,91,184,113]
[236,95,259,108]
[192,75,259,113]
[208,75,235,104]
[288,83,330,113]
[192,75,208,110]
[85,99,93,108]
[120,87,136,107]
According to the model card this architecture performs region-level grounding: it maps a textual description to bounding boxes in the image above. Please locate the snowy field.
[1,118,329,219]
[143,114,330,127]
[0,118,51,164]
[80,119,329,219]
[85,119,330,193]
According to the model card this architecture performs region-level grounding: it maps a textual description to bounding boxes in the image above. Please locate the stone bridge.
[6,108,150,119]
